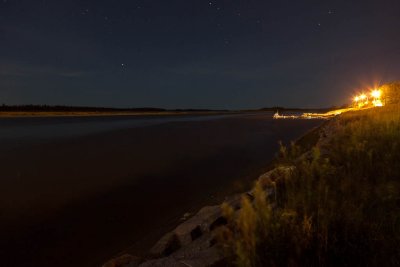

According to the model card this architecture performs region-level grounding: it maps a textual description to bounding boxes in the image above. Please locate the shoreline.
[103,121,327,266]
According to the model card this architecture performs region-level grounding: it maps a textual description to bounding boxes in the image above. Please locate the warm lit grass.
[221,104,400,266]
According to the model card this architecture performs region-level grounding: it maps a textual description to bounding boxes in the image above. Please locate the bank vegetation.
[221,82,400,266]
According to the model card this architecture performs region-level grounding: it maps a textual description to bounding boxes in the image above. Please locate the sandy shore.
[0,113,323,267]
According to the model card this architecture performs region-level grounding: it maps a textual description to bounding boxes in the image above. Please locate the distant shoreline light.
[353,89,384,108]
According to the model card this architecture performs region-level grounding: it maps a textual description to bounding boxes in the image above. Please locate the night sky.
[1,0,399,109]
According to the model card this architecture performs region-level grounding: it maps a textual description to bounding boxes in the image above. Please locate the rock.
[150,231,181,257]
[209,216,227,231]
[138,257,187,267]
[180,212,192,221]
[102,254,141,267]
[178,246,226,267]
[223,194,242,210]
[258,166,295,186]
[124,258,142,267]
[173,205,223,246]
[141,234,226,267]
[149,205,225,259]
[172,230,218,260]
[195,206,224,231]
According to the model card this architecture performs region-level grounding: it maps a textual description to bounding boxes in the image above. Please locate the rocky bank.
[103,120,333,267]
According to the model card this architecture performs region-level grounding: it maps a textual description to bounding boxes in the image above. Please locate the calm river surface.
[0,112,322,267]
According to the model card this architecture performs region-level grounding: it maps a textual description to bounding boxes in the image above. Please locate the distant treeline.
[0,105,228,113]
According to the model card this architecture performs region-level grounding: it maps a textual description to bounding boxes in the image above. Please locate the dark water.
[0,113,322,267]
[0,114,237,145]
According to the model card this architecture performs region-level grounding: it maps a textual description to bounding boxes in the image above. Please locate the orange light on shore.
[373,100,383,107]
[371,89,381,99]
[353,88,384,108]
[370,89,383,107]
